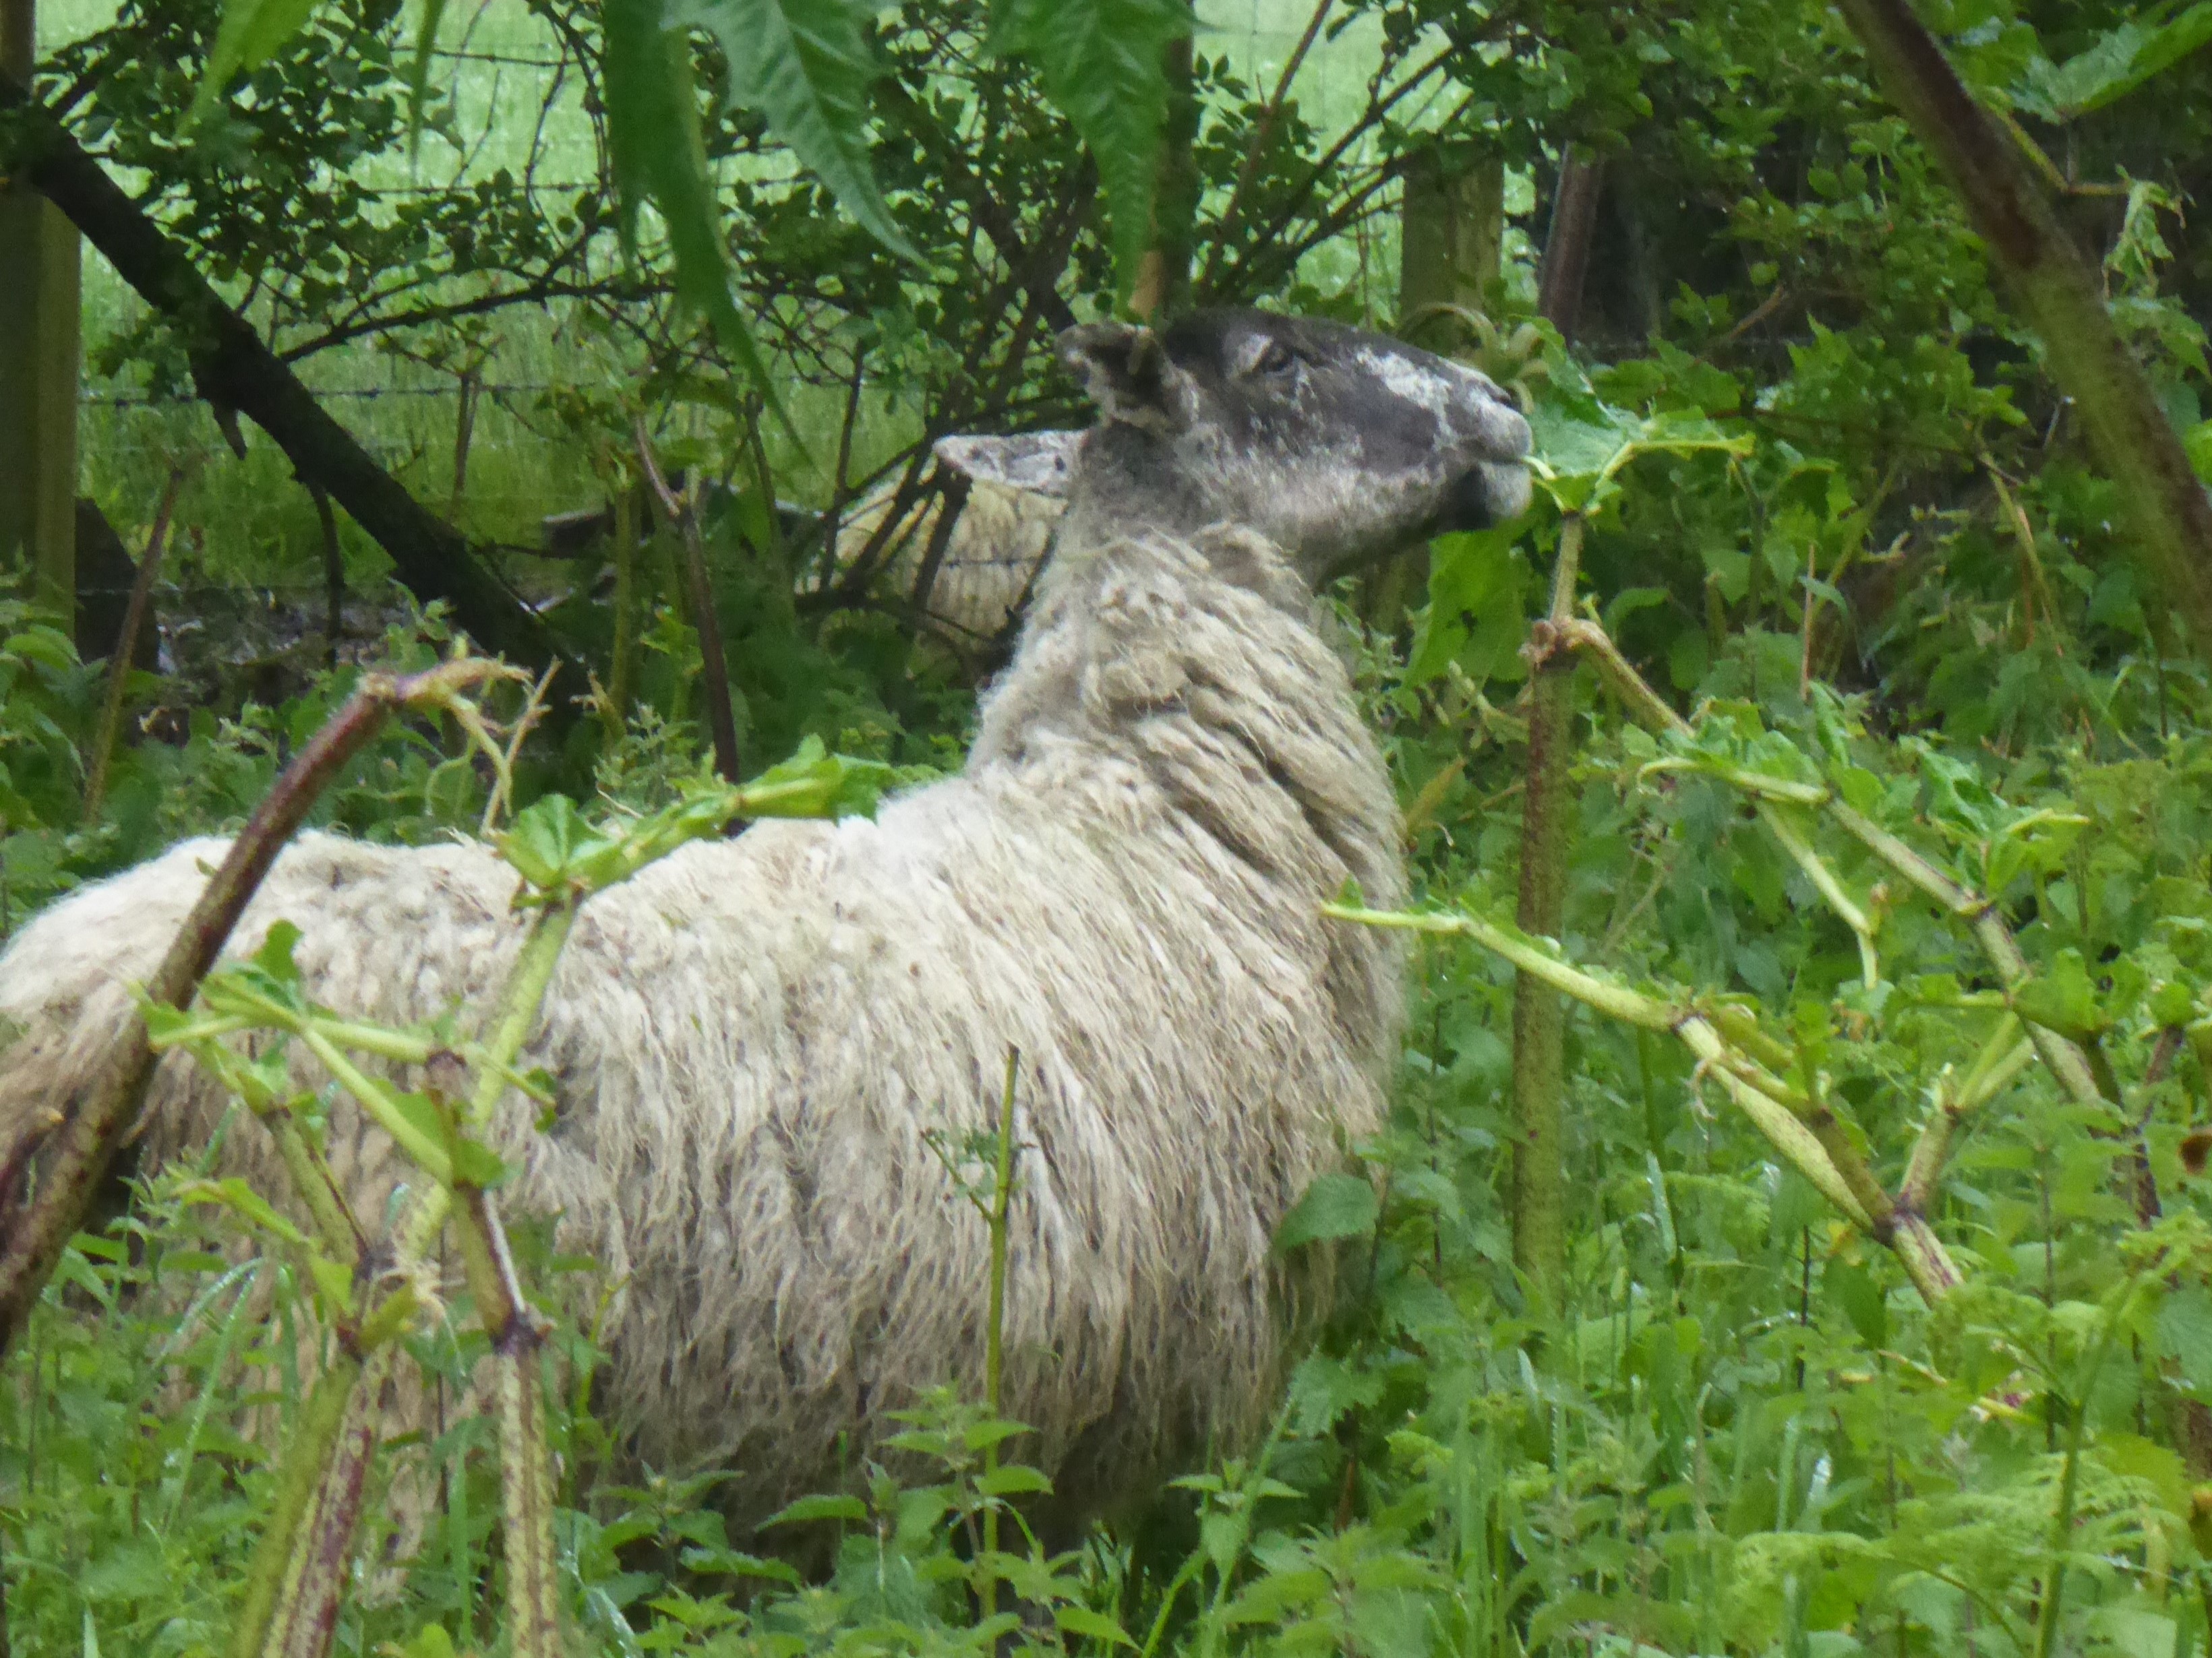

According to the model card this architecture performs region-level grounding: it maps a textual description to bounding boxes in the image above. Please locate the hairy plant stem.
[1509,514,1584,1307]
[0,658,506,1359]
[980,1044,1019,1622]
[1325,900,1964,1303]
[256,1347,396,1658]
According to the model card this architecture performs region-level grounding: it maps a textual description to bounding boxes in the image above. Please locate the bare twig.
[83,464,186,819]
[634,417,742,783]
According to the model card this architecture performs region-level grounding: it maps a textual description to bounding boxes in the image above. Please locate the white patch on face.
[1353,346,1457,421]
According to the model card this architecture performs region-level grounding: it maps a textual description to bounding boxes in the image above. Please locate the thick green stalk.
[1509,514,1584,1307]
[229,1353,365,1658]
[257,1347,395,1658]
[980,1045,1019,1621]
[1832,0,2212,650]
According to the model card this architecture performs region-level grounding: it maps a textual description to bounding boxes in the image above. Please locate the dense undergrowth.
[18,0,2212,1653]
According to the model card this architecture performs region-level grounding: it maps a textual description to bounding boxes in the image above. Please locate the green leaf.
[740,735,895,820]
[1056,1606,1136,1647]
[450,1135,510,1191]
[976,1463,1053,1497]
[761,1494,868,1526]
[1825,1255,1888,1350]
[601,0,783,418]
[2010,948,2110,1043]
[405,0,450,158]
[1408,526,1526,688]
[500,794,593,890]
[187,0,325,129]
[986,0,1192,301]
[1274,1171,1379,1251]
[253,920,305,984]
[2161,1285,2212,1397]
[176,1177,309,1248]
[306,1251,357,1318]
[675,0,919,262]
[2013,5,2212,122]
[678,1547,802,1584]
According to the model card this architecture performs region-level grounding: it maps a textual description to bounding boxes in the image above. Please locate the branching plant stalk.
[0,657,510,1359]
[1509,513,1584,1306]
[980,1043,1019,1622]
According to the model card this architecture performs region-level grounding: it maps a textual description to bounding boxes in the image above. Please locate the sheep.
[0,309,1531,1536]
[828,471,1066,641]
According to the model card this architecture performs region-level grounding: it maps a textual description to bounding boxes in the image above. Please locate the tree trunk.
[1832,0,2212,650]
[1397,142,1504,347]
[1129,27,1198,323]
[1536,149,1605,345]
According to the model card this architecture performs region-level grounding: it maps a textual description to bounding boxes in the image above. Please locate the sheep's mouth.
[1439,460,1532,534]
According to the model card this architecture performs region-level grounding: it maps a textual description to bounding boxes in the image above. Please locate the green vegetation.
[15,0,2212,1653]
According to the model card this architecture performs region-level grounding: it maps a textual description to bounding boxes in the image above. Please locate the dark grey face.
[935,308,1531,582]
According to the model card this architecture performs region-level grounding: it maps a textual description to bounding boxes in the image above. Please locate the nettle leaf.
[2011,948,2111,1044]
[674,0,918,262]
[987,0,1192,300]
[500,794,593,890]
[1274,1171,1379,1251]
[2012,5,2212,123]
[187,0,324,130]
[1408,526,1526,689]
[1528,401,1749,515]
[741,734,895,820]
[601,0,780,413]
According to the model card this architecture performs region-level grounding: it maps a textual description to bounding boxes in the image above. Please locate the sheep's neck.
[1052,425,1229,557]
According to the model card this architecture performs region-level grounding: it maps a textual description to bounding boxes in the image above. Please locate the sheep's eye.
[1254,339,1296,377]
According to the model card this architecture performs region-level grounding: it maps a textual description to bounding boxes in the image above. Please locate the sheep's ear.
[932,430,1081,498]
[1057,322,1199,433]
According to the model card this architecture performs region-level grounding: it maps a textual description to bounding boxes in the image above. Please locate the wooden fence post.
[0,0,80,625]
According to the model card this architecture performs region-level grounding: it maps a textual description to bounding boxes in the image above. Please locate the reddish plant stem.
[0,658,501,1357]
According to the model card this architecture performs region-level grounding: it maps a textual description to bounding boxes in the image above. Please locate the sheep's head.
[936,309,1531,584]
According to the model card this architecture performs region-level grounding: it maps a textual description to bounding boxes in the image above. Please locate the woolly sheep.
[830,473,1065,641]
[0,309,1531,1536]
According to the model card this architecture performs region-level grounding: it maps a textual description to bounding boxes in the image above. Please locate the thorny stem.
[256,1347,396,1658]
[1325,901,1965,1304]
[229,1348,371,1658]
[1509,514,1584,1307]
[84,462,185,820]
[0,656,512,1359]
[980,1044,1020,1622]
[1900,1019,2040,1212]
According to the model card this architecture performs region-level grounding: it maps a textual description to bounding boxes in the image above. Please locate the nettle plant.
[1322,372,2212,1644]
[47,656,895,1656]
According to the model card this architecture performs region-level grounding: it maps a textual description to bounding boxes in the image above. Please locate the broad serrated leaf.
[761,1493,868,1526]
[1056,1606,1135,1647]
[675,0,918,262]
[601,0,782,416]
[1408,526,1525,688]
[987,0,1191,300]
[1274,1171,1379,1251]
[187,0,324,130]
[976,1463,1053,1496]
